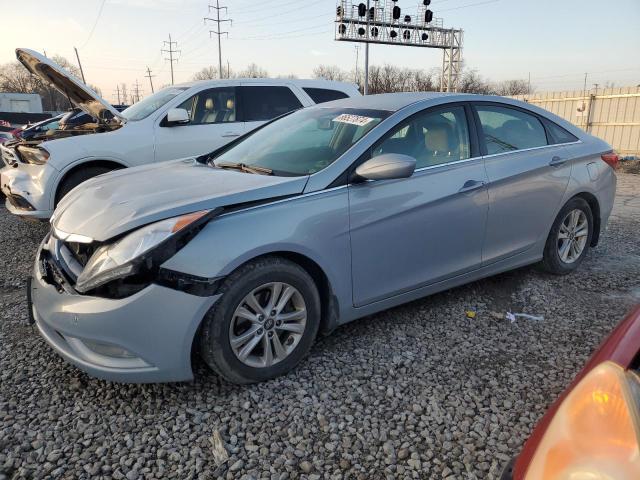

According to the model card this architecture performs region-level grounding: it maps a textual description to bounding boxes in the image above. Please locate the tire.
[199,256,321,384]
[540,197,594,275]
[55,166,115,206]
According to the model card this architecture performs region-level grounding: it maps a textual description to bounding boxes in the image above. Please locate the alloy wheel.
[557,209,589,264]
[229,282,307,368]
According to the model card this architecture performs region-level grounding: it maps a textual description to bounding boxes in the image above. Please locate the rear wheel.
[199,257,320,384]
[55,166,115,206]
[540,197,593,274]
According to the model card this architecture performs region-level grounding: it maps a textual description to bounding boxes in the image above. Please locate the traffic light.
[392,6,401,20]
[425,9,433,23]
[358,3,366,17]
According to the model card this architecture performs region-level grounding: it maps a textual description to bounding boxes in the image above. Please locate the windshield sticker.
[332,114,375,126]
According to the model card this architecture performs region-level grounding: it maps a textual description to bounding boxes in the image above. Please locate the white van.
[0,49,360,219]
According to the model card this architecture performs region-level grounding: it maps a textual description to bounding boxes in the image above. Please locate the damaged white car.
[0,49,360,219]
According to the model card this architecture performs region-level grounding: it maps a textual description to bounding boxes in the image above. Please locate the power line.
[161,34,181,85]
[204,0,232,80]
[80,0,107,49]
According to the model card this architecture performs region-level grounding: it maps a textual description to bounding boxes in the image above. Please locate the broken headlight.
[75,210,210,293]
[17,145,49,165]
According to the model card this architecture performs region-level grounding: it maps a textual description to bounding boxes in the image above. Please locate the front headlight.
[17,145,49,165]
[75,210,210,293]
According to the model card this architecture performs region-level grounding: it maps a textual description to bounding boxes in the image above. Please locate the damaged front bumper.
[30,241,220,382]
[0,161,56,219]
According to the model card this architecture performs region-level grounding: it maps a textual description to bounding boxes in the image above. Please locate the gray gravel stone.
[1,174,639,479]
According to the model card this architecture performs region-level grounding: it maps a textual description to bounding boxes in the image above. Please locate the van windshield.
[212,107,390,176]
[121,87,189,121]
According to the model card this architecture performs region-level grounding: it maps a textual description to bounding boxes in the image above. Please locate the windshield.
[121,87,189,121]
[212,107,390,176]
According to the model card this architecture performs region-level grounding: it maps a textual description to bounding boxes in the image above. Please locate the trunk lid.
[15,48,124,124]
[52,159,308,241]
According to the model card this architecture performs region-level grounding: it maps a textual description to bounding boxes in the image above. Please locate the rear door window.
[239,86,303,122]
[303,87,349,104]
[475,105,548,154]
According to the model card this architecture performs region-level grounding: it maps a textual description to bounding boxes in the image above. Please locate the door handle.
[222,132,241,138]
[549,156,568,166]
[458,180,486,193]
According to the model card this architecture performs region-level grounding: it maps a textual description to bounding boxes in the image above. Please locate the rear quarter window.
[544,119,579,144]
[303,87,350,104]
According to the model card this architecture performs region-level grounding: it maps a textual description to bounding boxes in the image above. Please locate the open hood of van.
[15,48,124,124]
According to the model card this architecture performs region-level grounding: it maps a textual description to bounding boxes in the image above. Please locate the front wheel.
[55,166,115,206]
[540,197,594,275]
[199,257,320,384]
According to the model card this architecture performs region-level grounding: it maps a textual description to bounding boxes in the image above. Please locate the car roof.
[316,92,516,112]
[174,77,359,92]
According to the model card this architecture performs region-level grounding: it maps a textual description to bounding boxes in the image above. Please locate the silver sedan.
[30,92,617,383]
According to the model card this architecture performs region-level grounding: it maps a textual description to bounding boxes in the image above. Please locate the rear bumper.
[30,245,219,383]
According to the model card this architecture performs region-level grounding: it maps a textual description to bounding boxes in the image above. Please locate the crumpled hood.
[53,159,308,241]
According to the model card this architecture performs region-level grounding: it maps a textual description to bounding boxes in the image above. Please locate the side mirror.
[165,108,190,126]
[355,153,416,181]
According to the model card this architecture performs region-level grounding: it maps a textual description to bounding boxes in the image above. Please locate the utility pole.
[161,34,180,85]
[113,84,121,104]
[364,0,370,94]
[132,79,142,103]
[145,66,155,94]
[354,45,360,86]
[204,1,232,80]
[74,47,86,84]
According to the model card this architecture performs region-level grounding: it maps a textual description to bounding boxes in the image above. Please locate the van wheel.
[540,197,593,275]
[55,166,115,206]
[199,257,320,384]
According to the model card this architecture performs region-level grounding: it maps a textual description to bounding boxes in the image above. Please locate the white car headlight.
[75,210,210,293]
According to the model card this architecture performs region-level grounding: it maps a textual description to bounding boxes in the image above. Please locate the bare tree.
[493,79,530,96]
[238,63,268,78]
[457,70,493,94]
[312,65,348,82]
[192,66,220,81]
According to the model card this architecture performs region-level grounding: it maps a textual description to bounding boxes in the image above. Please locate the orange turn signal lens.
[171,210,210,233]
[525,361,640,480]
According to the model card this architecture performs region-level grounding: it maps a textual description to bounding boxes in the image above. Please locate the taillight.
[524,361,640,479]
[601,153,620,170]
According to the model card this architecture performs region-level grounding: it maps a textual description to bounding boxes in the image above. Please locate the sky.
[2,0,639,103]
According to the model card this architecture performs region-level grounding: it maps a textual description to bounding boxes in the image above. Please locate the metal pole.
[145,66,155,94]
[169,34,175,85]
[74,47,86,84]
[447,30,453,92]
[364,0,370,95]
[216,0,223,79]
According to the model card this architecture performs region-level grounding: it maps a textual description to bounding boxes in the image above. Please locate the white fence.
[513,86,640,156]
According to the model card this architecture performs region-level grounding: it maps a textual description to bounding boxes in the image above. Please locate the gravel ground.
[1,173,639,480]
